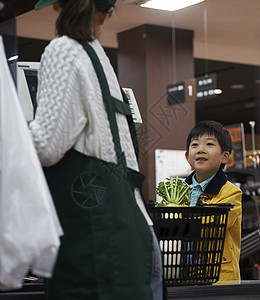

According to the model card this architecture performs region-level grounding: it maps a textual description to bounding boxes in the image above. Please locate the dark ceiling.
[195,59,260,134]
[9,0,37,17]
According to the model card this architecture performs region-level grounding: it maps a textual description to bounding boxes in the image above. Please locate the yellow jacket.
[186,169,242,282]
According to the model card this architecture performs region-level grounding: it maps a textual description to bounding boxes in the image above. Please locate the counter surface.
[168,280,260,300]
[0,280,260,299]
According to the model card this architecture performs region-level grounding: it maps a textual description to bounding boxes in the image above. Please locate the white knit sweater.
[29,36,152,225]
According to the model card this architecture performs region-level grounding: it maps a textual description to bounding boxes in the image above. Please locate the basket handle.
[198,202,234,209]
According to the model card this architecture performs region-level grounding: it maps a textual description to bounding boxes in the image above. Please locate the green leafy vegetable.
[156,176,190,206]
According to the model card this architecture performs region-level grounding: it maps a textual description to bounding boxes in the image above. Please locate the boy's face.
[185,134,230,183]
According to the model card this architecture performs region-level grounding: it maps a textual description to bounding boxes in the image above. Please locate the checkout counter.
[167,281,260,299]
[0,279,44,300]
[1,280,260,299]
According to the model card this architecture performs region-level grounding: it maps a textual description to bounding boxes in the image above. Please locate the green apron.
[44,41,153,300]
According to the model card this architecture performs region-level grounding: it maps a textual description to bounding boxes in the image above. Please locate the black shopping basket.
[149,204,233,286]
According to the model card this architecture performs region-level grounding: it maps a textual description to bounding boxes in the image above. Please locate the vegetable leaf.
[156,177,191,206]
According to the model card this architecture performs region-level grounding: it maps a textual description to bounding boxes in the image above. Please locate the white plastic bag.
[0,36,63,290]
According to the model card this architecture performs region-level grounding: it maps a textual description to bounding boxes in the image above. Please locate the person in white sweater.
[30,0,163,299]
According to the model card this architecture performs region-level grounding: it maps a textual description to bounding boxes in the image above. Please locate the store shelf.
[226,167,260,179]
[240,228,260,260]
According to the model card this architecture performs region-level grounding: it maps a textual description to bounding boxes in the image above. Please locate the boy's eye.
[190,142,198,147]
[207,142,214,146]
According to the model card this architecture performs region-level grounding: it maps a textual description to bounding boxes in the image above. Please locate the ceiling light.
[230,84,245,89]
[244,102,256,108]
[214,89,222,95]
[139,0,205,12]
[8,55,18,62]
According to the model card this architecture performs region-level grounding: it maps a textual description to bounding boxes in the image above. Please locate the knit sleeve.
[29,37,87,166]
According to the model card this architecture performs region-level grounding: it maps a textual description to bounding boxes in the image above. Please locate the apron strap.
[121,88,139,161]
[112,96,131,116]
[79,40,127,167]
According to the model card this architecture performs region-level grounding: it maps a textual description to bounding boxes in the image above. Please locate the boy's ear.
[185,151,189,162]
[222,151,230,164]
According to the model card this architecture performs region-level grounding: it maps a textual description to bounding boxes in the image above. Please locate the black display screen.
[24,69,38,117]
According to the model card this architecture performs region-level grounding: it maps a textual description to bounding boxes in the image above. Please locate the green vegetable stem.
[156,176,191,206]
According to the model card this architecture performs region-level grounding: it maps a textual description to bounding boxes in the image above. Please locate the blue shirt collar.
[192,172,217,192]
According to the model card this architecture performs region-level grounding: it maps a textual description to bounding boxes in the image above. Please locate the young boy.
[185,120,242,282]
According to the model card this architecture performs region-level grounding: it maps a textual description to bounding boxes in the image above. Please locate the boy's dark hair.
[186,120,232,169]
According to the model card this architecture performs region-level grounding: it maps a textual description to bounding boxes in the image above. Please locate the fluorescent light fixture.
[8,55,18,62]
[140,0,205,12]
[214,88,222,95]
[230,84,245,89]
